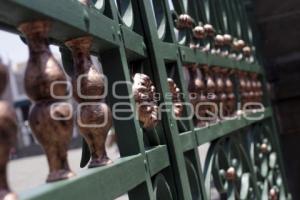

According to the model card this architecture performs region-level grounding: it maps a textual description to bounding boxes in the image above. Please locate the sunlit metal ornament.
[231,39,245,61]
[176,14,194,29]
[222,34,232,57]
[202,24,215,52]
[225,167,236,181]
[167,78,183,118]
[133,73,158,129]
[65,36,113,168]
[203,24,215,37]
[19,21,74,182]
[193,25,205,39]
[212,35,224,55]
[269,188,278,200]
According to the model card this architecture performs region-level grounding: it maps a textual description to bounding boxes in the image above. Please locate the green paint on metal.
[0,0,291,199]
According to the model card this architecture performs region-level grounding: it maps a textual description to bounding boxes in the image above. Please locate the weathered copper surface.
[0,102,17,200]
[65,37,104,103]
[167,78,183,118]
[19,21,74,182]
[29,101,74,182]
[65,36,113,168]
[18,21,68,101]
[132,73,158,129]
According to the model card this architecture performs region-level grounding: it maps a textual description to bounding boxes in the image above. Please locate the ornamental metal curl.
[246,123,289,200]
[203,135,259,200]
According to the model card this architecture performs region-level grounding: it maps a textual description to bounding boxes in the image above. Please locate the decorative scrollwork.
[153,174,173,200]
[204,137,258,200]
[247,124,288,199]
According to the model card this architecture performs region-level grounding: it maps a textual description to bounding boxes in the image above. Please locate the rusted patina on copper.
[0,59,8,96]
[183,65,207,126]
[0,101,18,200]
[167,78,183,118]
[19,21,74,182]
[176,14,194,29]
[65,36,113,168]
[132,73,158,129]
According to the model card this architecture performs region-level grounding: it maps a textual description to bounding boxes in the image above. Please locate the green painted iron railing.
[0,0,291,199]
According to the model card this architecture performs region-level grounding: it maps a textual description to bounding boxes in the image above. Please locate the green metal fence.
[0,0,291,199]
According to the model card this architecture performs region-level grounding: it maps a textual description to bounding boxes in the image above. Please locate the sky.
[0,30,59,65]
[0,1,175,65]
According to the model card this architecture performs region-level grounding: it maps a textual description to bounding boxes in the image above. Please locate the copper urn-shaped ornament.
[183,65,207,127]
[222,69,236,116]
[203,65,217,123]
[65,36,113,168]
[19,21,74,182]
[0,61,18,200]
[0,102,18,200]
[132,73,158,129]
[213,67,226,118]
